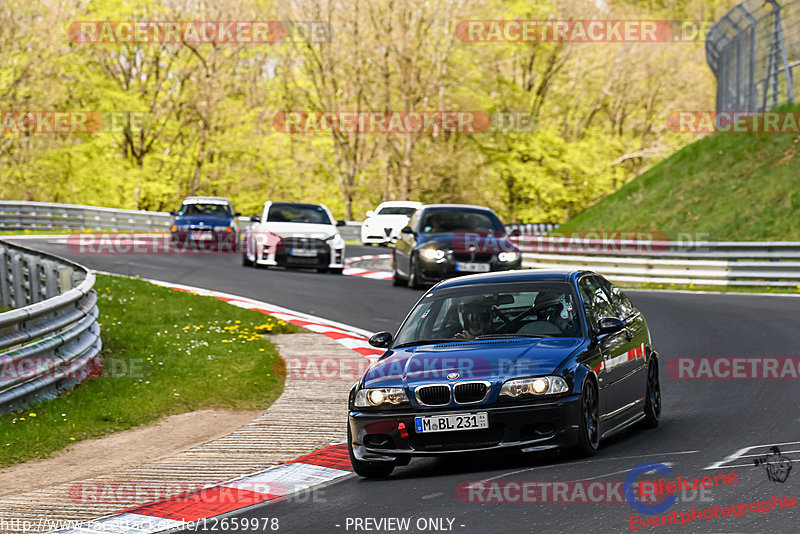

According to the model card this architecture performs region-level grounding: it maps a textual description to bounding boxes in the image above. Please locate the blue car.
[169,196,241,250]
[348,269,661,477]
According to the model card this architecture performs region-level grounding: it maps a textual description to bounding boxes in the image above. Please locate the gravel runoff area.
[0,333,359,532]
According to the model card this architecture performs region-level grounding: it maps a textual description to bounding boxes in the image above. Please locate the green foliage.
[0,0,727,222]
[558,105,800,241]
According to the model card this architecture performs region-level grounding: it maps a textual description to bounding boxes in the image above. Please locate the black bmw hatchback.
[392,204,522,288]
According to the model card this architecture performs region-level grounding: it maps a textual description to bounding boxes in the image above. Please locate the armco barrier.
[0,239,101,414]
[0,200,364,240]
[516,236,800,287]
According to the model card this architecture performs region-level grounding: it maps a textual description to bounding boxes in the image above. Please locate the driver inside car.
[454,299,492,339]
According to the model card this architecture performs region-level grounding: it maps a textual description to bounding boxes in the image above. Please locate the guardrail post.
[43,260,60,298]
[11,252,27,308]
[59,267,74,292]
[27,255,42,304]
[0,248,10,309]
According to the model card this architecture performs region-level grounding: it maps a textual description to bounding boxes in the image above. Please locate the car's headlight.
[325,233,345,247]
[421,248,445,261]
[354,387,409,408]
[499,376,569,398]
[173,225,189,231]
[498,251,520,262]
[213,226,233,233]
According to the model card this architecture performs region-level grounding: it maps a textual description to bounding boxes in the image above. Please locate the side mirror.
[369,331,393,348]
[597,317,625,335]
[169,210,176,216]
[336,220,346,227]
[400,226,415,235]
[234,211,242,217]
[250,214,261,223]
[366,210,375,218]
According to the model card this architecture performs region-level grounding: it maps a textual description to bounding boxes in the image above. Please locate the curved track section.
[10,238,800,534]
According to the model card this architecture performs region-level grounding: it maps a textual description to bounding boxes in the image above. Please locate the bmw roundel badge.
[447,372,459,380]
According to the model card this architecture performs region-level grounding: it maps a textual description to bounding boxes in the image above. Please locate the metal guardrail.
[0,200,172,232]
[516,237,800,286]
[5,200,799,286]
[0,240,101,414]
[0,200,369,240]
[706,0,799,112]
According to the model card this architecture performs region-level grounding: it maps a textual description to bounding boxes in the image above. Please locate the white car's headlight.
[421,248,445,261]
[499,376,569,398]
[325,233,345,248]
[498,251,520,262]
[354,387,409,407]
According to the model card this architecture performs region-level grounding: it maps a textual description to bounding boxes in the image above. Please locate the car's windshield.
[377,207,417,216]
[177,203,231,218]
[267,203,331,224]
[393,282,582,346]
[419,209,502,234]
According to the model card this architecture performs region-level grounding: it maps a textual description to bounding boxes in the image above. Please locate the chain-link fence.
[706,0,800,112]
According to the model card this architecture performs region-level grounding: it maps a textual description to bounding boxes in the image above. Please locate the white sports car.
[360,201,422,245]
[242,201,346,273]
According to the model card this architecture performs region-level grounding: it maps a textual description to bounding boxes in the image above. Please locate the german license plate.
[290,248,317,257]
[414,412,489,433]
[190,232,213,241]
[456,262,491,273]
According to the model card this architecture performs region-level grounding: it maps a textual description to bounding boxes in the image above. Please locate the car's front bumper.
[416,256,522,283]
[348,394,581,462]
[254,246,345,269]
[170,231,237,250]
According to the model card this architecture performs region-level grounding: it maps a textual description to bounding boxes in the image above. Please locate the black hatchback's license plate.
[414,412,489,433]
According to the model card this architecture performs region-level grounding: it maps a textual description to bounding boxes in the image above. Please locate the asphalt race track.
[10,238,800,534]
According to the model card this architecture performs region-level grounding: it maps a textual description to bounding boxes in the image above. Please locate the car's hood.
[174,215,232,227]
[362,337,584,389]
[259,222,337,239]
[364,215,411,227]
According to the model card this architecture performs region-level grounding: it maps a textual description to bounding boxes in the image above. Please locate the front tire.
[348,426,394,478]
[642,360,661,428]
[392,253,407,286]
[330,267,343,275]
[408,255,422,289]
[575,379,600,456]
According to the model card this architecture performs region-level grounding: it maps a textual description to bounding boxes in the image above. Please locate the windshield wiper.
[393,339,461,348]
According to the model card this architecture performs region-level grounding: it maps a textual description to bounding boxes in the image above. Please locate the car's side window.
[596,276,637,320]
[578,276,616,330]
[407,210,421,232]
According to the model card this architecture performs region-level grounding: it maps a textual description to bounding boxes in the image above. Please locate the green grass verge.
[0,273,299,468]
[619,281,800,295]
[557,104,800,241]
